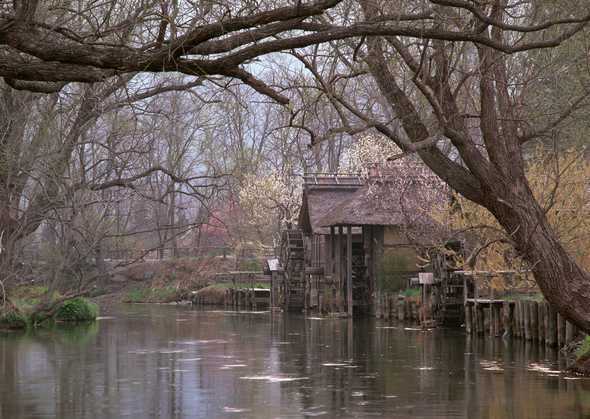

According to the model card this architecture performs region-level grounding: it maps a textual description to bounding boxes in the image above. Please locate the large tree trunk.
[483,175,590,332]
[360,20,590,336]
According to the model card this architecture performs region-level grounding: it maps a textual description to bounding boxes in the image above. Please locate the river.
[0,304,589,418]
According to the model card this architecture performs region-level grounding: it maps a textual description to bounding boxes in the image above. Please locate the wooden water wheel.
[279,229,305,311]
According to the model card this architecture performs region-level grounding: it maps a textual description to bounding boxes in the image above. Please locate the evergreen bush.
[55,298,99,322]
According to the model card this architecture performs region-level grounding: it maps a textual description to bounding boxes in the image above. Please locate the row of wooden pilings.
[465,300,580,347]
[222,288,270,311]
[375,294,421,322]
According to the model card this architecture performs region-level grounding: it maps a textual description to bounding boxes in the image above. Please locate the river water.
[0,304,589,419]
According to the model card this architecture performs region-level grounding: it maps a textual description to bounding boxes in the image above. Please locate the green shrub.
[55,298,99,322]
[576,335,590,359]
[238,259,262,271]
[125,288,148,303]
[401,288,421,298]
[0,310,28,329]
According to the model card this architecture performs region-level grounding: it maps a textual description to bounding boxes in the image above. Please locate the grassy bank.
[55,298,99,322]
[571,335,590,376]
[0,285,99,330]
[123,286,182,303]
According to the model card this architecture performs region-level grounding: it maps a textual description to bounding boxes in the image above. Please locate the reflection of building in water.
[1,307,589,418]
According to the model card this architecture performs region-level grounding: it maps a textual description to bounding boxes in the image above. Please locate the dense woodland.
[0,1,589,331]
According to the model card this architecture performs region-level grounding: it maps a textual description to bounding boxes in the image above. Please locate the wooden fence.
[465,300,579,347]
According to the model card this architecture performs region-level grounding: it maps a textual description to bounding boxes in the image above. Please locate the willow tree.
[1,1,590,331]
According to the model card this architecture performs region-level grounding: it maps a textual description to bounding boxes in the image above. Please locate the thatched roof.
[316,176,447,234]
[316,185,407,227]
[298,169,448,240]
[298,185,361,235]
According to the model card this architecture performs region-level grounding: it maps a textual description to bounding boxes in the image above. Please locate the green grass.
[503,293,545,302]
[124,286,179,303]
[401,288,421,298]
[1,285,101,329]
[125,288,148,302]
[210,282,270,290]
[10,285,63,313]
[55,298,99,322]
[576,335,590,359]
[238,259,262,271]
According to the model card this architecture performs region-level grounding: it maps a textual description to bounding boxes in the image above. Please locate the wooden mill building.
[277,168,448,317]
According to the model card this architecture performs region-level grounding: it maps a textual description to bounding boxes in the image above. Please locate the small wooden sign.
[419,272,434,285]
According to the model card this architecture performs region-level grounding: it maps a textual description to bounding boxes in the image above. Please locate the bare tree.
[1,1,590,333]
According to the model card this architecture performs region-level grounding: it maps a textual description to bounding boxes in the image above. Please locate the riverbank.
[1,257,234,328]
[92,257,234,308]
[0,290,99,330]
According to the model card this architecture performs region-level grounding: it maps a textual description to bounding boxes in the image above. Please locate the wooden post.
[514,301,520,338]
[530,301,538,341]
[557,312,566,348]
[334,226,342,313]
[326,227,334,314]
[538,303,545,344]
[546,305,557,347]
[566,321,575,345]
[483,306,490,335]
[512,301,520,337]
[329,226,335,276]
[490,304,496,337]
[374,292,381,318]
[270,272,274,309]
[473,303,478,334]
[524,301,531,341]
[502,301,512,336]
[494,304,503,336]
[488,305,494,337]
[477,304,484,335]
[346,225,353,318]
[465,303,472,334]
[398,296,405,321]
[520,301,526,338]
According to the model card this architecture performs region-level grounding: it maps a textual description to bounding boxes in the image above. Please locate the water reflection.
[0,305,589,418]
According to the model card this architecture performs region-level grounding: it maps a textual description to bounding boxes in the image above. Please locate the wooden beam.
[335,226,342,312]
[347,225,353,317]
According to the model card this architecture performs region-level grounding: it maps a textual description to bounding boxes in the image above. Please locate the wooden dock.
[224,287,271,310]
[196,271,271,310]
